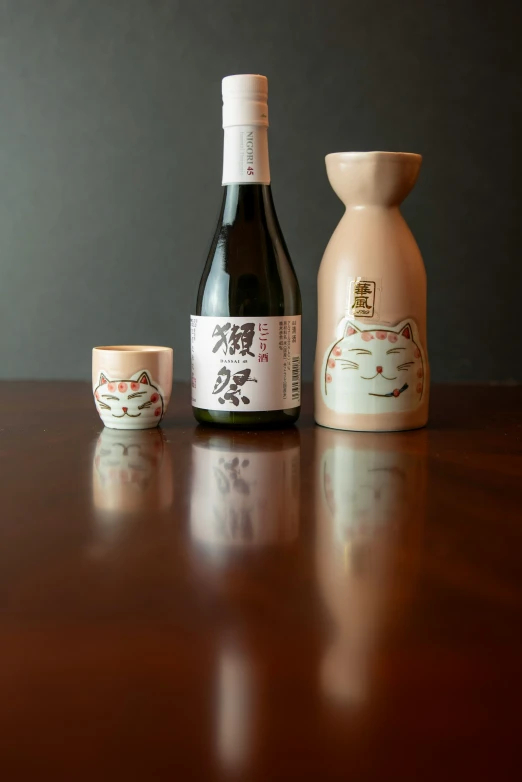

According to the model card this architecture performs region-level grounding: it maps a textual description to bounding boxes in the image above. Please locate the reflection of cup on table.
[92,427,173,514]
[190,428,300,548]
[92,345,173,429]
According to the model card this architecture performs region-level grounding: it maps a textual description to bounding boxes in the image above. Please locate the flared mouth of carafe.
[325,151,422,164]
[325,151,422,206]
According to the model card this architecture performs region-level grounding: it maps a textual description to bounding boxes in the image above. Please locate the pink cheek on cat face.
[414,348,421,359]
[376,331,387,340]
[118,382,128,393]
[361,333,374,342]
[151,393,160,404]
[417,382,423,393]
[328,358,336,369]
[388,334,398,343]
[95,391,100,400]
[333,347,342,357]
[130,382,140,391]
[326,374,333,383]
[154,407,162,417]
[346,327,356,336]
[417,368,423,378]
[107,383,116,393]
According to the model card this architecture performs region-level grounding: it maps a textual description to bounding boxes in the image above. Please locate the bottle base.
[193,406,300,429]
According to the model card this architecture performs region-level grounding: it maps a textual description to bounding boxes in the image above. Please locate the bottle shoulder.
[197,186,300,317]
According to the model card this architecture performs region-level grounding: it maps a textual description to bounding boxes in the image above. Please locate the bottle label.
[321,317,426,414]
[222,126,270,185]
[191,315,301,411]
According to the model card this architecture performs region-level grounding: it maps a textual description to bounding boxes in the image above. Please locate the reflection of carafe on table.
[315,428,426,703]
[191,428,300,548]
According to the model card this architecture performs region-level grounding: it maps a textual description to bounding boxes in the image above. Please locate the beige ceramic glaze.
[92,346,173,430]
[314,152,429,431]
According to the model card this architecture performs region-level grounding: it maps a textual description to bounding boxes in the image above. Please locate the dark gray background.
[0,0,520,382]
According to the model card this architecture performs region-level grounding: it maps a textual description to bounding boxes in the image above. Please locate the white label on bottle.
[191,315,301,411]
[222,126,270,185]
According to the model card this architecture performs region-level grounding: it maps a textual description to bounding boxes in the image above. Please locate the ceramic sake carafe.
[314,152,429,432]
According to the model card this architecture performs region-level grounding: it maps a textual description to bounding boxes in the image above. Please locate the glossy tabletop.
[1,383,521,781]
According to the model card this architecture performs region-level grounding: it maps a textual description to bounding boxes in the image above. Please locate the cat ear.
[136,371,152,385]
[344,321,362,337]
[99,372,110,385]
[399,322,412,340]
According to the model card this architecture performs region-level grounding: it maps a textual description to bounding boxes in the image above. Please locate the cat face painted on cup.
[93,370,164,428]
[322,319,425,414]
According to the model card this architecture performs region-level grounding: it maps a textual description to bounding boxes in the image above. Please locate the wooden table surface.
[0,382,521,781]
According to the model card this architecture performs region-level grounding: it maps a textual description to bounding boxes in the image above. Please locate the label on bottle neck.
[222,126,270,185]
[191,315,301,411]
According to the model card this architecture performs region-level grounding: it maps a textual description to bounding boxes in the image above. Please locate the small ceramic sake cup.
[92,346,173,430]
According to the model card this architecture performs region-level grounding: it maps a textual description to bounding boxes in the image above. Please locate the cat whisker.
[138,401,152,410]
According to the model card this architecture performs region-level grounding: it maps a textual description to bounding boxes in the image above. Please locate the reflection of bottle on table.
[190,428,300,548]
[314,427,427,703]
[189,427,301,777]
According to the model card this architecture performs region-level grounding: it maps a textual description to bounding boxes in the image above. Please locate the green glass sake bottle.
[191,74,302,428]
